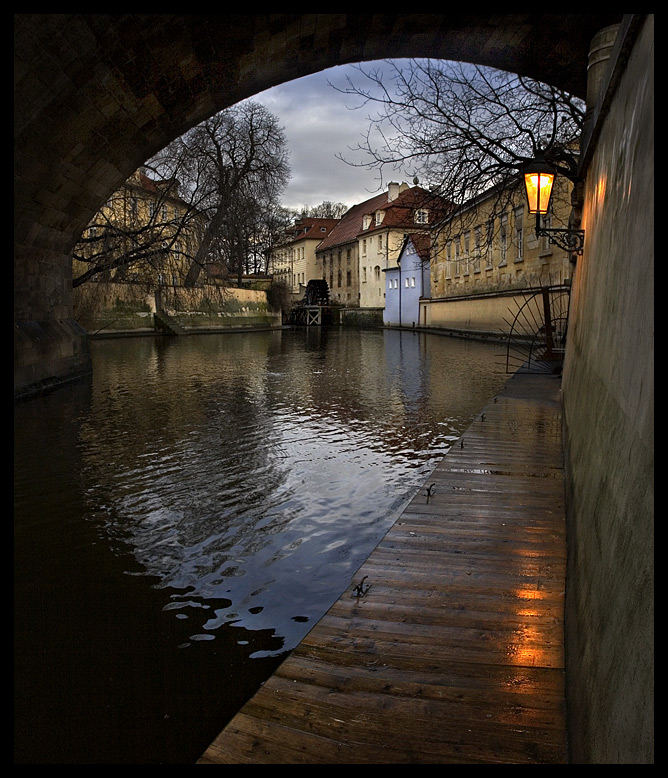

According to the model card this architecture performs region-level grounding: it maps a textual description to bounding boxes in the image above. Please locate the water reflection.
[15,328,507,763]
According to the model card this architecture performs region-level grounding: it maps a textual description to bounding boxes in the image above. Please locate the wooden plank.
[197,372,568,763]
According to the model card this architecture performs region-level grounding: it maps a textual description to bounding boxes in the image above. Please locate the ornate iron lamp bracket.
[535,225,585,255]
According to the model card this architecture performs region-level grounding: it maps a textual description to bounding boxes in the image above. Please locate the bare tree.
[155,101,290,287]
[72,101,289,289]
[332,60,585,238]
[300,201,349,219]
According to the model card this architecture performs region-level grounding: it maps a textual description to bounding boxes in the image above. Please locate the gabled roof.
[317,186,452,252]
[126,170,192,210]
[404,232,432,263]
[279,217,339,246]
[358,187,452,237]
[385,232,432,272]
[316,192,390,252]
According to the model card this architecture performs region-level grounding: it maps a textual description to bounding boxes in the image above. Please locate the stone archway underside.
[14,13,621,393]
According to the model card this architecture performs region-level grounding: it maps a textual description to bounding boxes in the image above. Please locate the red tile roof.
[281,217,339,245]
[316,191,390,252]
[317,186,451,252]
[402,231,432,263]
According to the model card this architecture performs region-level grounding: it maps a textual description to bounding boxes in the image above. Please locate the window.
[414,209,428,224]
[463,232,470,275]
[473,227,481,273]
[363,215,371,229]
[362,240,367,256]
[346,270,351,287]
[405,278,409,288]
[446,241,452,278]
[362,267,367,283]
[540,210,553,253]
[410,277,416,287]
[375,211,383,226]
[374,266,381,281]
[454,240,460,276]
[514,206,524,261]
[499,214,508,265]
[378,234,383,250]
[485,219,494,269]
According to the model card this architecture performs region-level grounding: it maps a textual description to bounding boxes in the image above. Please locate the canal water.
[14,327,508,764]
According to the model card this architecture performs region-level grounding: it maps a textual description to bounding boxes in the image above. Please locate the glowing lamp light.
[521,154,585,256]
[523,160,555,215]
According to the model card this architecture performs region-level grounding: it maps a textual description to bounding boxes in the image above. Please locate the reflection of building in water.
[383,329,427,412]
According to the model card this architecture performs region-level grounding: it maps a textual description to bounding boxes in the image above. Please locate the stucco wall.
[561,16,653,763]
[423,289,550,337]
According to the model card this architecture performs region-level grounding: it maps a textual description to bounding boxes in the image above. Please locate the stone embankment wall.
[73,282,281,335]
[561,17,653,764]
[340,307,383,328]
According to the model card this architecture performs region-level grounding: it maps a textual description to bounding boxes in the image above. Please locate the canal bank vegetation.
[73,281,280,336]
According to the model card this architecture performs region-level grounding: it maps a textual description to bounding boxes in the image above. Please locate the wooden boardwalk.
[198,372,568,764]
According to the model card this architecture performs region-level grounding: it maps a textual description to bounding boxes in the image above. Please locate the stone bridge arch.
[15,13,621,395]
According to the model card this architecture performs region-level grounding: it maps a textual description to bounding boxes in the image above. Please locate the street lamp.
[523,155,585,255]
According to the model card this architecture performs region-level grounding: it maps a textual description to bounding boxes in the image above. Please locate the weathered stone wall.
[561,16,653,763]
[162,285,280,331]
[73,282,280,335]
[340,307,383,328]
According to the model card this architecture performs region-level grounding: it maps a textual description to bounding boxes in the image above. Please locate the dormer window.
[363,215,371,230]
[375,211,384,226]
[414,209,429,224]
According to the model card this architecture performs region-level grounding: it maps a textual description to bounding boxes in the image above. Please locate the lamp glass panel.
[524,171,554,214]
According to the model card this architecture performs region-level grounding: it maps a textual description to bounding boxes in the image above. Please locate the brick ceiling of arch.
[15,13,622,254]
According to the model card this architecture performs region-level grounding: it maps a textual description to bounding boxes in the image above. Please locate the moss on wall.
[73,281,280,335]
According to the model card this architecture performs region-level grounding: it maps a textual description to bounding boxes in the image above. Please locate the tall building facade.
[271,216,339,296]
[72,169,204,288]
[316,182,449,308]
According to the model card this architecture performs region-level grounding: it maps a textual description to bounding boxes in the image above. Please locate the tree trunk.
[184,203,227,287]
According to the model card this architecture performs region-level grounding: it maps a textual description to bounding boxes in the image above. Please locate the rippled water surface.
[15,327,508,763]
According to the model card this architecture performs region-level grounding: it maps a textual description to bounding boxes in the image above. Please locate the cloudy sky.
[249,60,416,212]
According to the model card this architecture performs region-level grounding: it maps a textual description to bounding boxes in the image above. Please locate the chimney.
[388,182,400,201]
[399,182,410,194]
